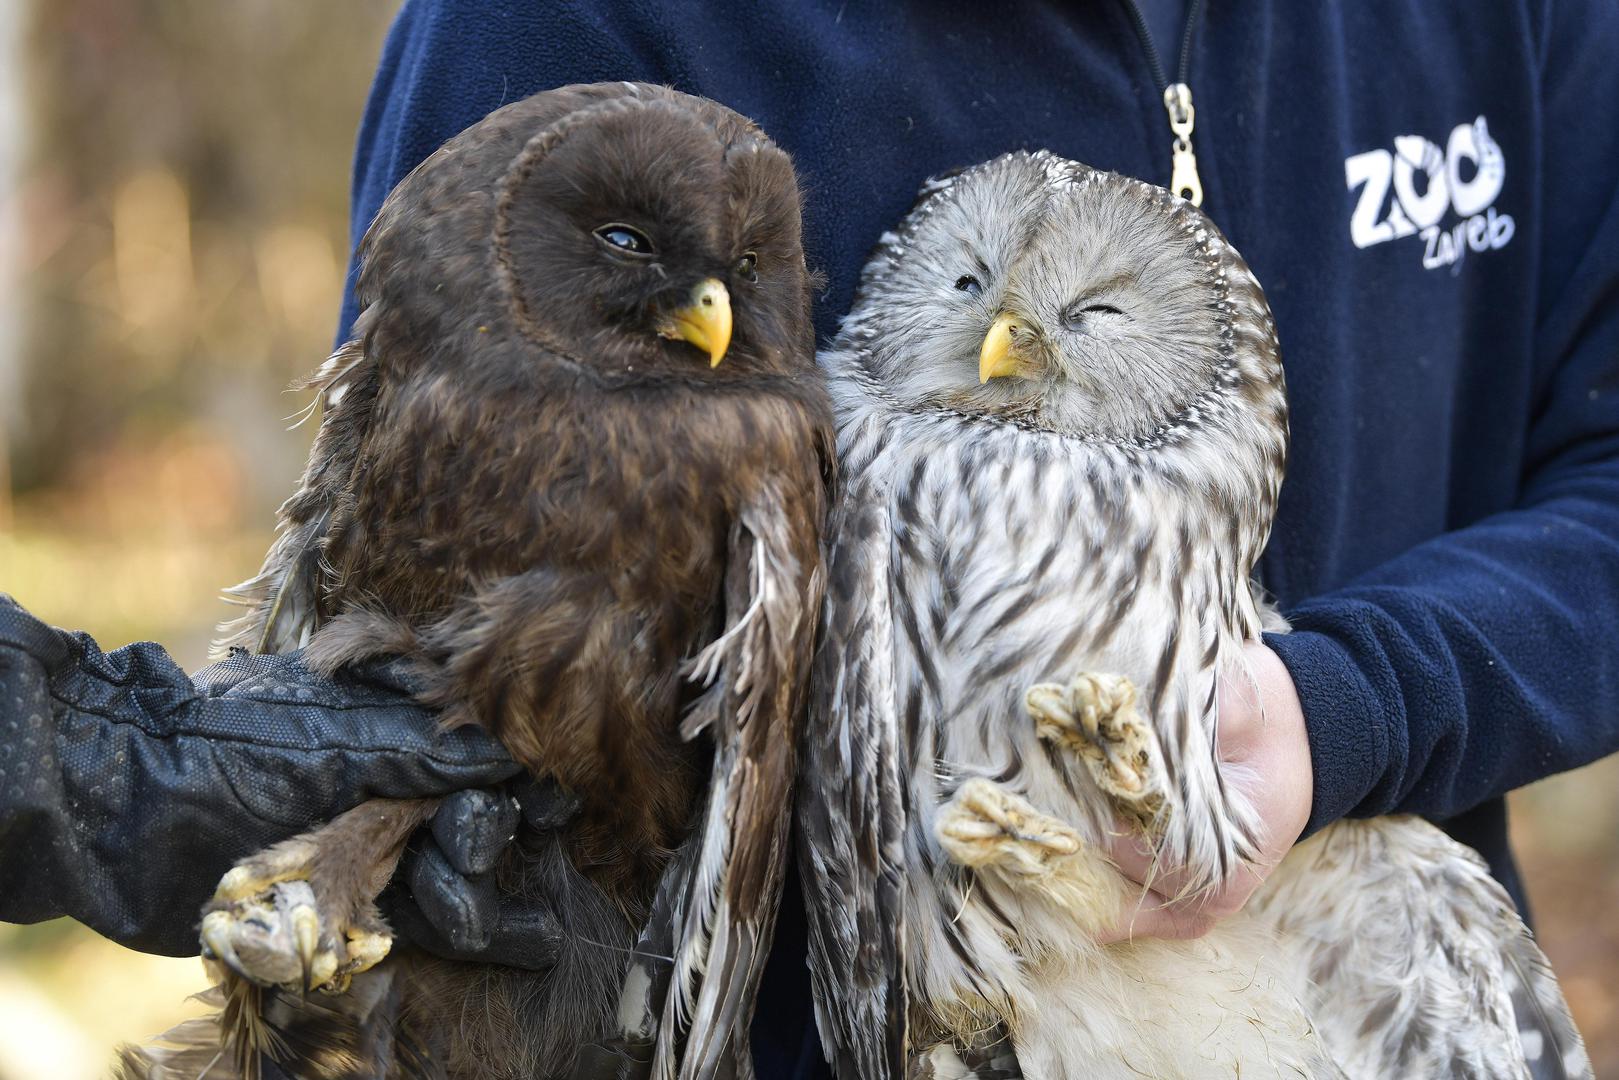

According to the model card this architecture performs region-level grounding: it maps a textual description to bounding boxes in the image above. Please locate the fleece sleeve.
[1271,1,1619,834]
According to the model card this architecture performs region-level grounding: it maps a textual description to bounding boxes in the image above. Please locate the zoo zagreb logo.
[1344,116,1513,272]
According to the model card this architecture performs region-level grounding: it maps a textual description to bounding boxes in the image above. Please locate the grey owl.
[798,151,1592,1079]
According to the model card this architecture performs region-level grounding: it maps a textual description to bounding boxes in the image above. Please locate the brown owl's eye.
[595,223,655,256]
[735,252,759,283]
[954,274,983,298]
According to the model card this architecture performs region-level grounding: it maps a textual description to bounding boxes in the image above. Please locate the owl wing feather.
[652,481,825,1080]
[215,338,376,657]
[798,490,910,1080]
[1415,826,1592,1079]
[1253,817,1592,1079]
[1504,929,1592,1080]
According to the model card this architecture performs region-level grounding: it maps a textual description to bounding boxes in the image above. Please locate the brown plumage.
[121,82,831,1080]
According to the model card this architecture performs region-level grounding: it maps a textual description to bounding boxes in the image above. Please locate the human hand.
[192,650,579,971]
[1095,641,1312,943]
[0,592,561,958]
[388,777,579,970]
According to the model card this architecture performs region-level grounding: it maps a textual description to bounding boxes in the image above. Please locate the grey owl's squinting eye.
[1061,303,1125,331]
[954,275,983,298]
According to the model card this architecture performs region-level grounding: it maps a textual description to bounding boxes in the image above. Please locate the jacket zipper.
[1119,0,1208,205]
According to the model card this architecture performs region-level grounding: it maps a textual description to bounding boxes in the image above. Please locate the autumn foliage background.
[0,4,1614,1077]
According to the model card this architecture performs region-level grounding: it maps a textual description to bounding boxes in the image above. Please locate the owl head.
[842,151,1282,446]
[353,83,814,383]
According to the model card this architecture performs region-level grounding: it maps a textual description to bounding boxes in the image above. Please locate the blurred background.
[0,2,395,1077]
[0,3,1614,1078]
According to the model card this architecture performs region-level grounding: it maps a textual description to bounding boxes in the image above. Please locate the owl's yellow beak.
[979,311,1032,383]
[660,278,733,367]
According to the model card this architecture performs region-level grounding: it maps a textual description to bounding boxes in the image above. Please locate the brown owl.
[121,82,832,1080]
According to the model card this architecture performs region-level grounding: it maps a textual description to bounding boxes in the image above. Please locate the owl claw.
[213,838,320,902]
[344,928,393,974]
[215,866,258,902]
[200,909,243,972]
[1026,672,1165,829]
[292,903,320,987]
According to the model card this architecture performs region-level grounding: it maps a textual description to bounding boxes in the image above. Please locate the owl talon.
[201,860,389,995]
[213,838,320,902]
[200,909,243,973]
[1026,672,1164,827]
[344,928,393,975]
[293,903,320,982]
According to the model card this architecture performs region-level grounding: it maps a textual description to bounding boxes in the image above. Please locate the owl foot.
[936,779,1117,926]
[937,778,1080,878]
[1025,673,1164,828]
[202,839,390,995]
[199,797,435,994]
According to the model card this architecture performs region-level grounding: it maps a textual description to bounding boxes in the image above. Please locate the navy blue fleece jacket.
[338,3,1619,1074]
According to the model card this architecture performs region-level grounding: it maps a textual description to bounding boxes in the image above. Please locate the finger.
[383,887,460,958]
[407,837,498,952]
[1098,821,1202,903]
[432,788,520,876]
[1093,889,1215,945]
[384,882,564,973]
[484,898,566,972]
[514,777,582,831]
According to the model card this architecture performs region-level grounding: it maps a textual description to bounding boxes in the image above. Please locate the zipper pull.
[1162,82,1203,206]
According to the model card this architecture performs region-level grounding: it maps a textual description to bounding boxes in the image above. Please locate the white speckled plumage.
[799,151,1591,1080]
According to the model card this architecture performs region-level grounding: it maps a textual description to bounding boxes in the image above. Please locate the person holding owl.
[3,2,1617,1078]
[335,2,1619,1074]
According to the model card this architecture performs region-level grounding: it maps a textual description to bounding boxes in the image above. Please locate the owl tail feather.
[115,969,438,1080]
[216,510,332,659]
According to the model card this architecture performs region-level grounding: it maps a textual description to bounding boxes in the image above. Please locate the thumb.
[406,837,498,952]
[431,788,520,876]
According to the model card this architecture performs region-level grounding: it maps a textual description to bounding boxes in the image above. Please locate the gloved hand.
[388,777,581,970]
[0,593,563,968]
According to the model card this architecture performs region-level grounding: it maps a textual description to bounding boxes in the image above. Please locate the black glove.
[0,594,556,963]
[388,777,581,971]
